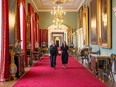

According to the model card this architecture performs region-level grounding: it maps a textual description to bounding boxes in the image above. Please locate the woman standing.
[49,41,58,68]
[61,41,69,68]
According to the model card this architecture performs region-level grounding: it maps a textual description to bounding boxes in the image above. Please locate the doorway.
[56,40,59,47]
[48,24,68,46]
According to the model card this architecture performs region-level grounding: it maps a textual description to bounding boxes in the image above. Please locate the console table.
[31,49,41,60]
[90,54,110,74]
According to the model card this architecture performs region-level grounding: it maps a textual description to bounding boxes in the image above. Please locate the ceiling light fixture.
[53,18,63,27]
[51,6,66,19]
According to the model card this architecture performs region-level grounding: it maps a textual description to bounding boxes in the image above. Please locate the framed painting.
[9,0,17,45]
[78,6,83,28]
[97,0,111,48]
[83,5,89,46]
[90,0,98,44]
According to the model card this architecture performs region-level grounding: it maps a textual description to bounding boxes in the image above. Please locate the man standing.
[49,40,58,68]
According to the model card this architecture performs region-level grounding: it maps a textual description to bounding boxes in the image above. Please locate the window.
[20,3,23,49]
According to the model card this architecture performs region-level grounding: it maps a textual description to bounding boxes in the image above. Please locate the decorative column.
[26,14,31,43]
[35,13,38,43]
[35,13,40,47]
[28,3,35,51]
[39,29,41,47]
[20,0,27,66]
[17,0,21,40]
[0,0,2,81]
[0,0,9,81]
[64,32,68,43]
[48,31,52,46]
[48,31,50,46]
[37,22,40,47]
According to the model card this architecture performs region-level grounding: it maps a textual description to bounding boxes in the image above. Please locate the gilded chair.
[98,54,116,82]
[79,48,89,64]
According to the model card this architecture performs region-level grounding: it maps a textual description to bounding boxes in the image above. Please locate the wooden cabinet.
[15,52,24,77]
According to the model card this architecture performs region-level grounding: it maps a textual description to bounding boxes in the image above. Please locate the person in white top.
[35,41,39,49]
[14,40,19,48]
[14,40,22,52]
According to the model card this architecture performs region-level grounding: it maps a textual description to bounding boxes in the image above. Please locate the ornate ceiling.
[31,0,84,12]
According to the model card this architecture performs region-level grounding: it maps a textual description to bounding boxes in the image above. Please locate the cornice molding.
[31,0,84,12]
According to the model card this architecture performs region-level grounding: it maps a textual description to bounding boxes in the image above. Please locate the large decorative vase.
[9,50,17,80]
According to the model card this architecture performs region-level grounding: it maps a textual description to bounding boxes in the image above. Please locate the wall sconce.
[113,7,116,16]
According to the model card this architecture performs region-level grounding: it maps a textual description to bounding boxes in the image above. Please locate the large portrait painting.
[90,0,98,44]
[78,6,83,28]
[97,0,111,48]
[9,0,17,44]
[83,5,89,46]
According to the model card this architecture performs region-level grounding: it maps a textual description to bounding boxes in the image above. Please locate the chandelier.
[50,0,67,29]
[51,6,66,19]
[53,18,63,27]
[50,0,69,4]
[51,6,65,28]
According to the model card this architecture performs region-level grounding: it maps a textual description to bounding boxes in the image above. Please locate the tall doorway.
[48,24,68,46]
[56,40,59,47]
[53,33,64,47]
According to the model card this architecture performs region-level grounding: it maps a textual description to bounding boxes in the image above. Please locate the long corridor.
[13,55,106,87]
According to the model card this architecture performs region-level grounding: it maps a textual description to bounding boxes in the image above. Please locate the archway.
[48,24,68,46]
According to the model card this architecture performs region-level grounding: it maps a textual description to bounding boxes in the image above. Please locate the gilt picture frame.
[90,0,98,44]
[83,5,89,46]
[97,0,111,48]
[78,6,83,28]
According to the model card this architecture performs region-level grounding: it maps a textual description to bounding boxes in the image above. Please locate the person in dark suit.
[61,41,69,68]
[49,40,58,68]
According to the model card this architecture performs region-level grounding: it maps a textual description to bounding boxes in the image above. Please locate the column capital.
[17,0,25,9]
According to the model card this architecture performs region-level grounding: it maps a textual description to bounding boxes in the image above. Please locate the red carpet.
[13,55,107,87]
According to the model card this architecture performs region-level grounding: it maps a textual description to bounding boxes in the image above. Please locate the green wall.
[38,12,77,29]
[26,1,77,29]
[26,0,116,54]
[83,0,116,54]
[101,0,116,54]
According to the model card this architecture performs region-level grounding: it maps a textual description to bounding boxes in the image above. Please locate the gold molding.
[97,0,111,48]
[26,14,31,43]
[82,4,89,46]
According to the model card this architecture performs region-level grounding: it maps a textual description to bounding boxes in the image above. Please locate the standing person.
[49,40,58,68]
[61,41,69,68]
[17,40,22,52]
[14,40,22,52]
[35,41,40,52]
[35,41,39,49]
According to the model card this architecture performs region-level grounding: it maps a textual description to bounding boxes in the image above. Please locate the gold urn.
[9,50,17,80]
